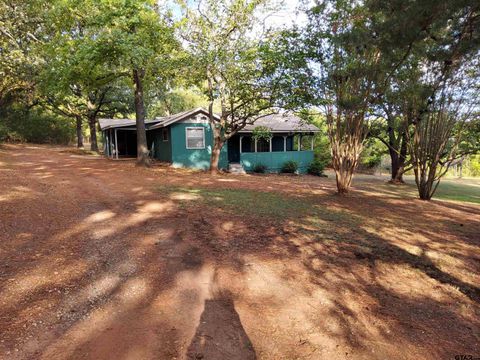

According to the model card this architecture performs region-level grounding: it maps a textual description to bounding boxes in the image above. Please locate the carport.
[99,118,162,159]
[103,127,137,159]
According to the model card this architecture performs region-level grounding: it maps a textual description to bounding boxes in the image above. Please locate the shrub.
[308,159,325,176]
[253,163,267,173]
[281,160,298,173]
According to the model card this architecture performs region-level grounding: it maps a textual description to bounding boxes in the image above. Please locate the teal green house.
[99,108,319,173]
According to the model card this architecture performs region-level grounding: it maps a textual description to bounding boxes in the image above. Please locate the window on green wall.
[186,127,205,149]
[162,128,168,141]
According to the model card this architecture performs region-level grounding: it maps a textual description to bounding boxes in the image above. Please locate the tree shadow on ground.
[1,144,479,359]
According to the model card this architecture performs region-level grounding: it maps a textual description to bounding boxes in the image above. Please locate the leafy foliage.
[252,126,272,142]
[0,105,75,144]
[180,0,289,172]
[281,160,298,174]
[253,163,268,173]
[308,159,326,176]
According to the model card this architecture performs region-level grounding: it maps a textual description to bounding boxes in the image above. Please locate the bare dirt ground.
[1,144,479,360]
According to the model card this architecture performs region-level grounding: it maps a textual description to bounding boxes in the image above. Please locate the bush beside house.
[281,160,298,173]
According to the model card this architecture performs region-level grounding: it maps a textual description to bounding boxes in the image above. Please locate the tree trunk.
[389,147,406,183]
[417,180,433,200]
[210,134,224,175]
[76,116,84,148]
[88,115,98,152]
[133,68,150,167]
[388,131,407,184]
[329,134,361,195]
[334,161,355,194]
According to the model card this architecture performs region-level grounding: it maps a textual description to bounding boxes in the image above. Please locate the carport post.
[115,129,118,159]
[105,131,109,157]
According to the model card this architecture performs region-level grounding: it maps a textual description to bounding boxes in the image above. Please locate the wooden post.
[269,137,272,152]
[105,131,109,157]
[311,135,314,151]
[108,131,111,157]
[283,136,287,152]
[115,129,118,159]
[254,138,257,152]
[240,136,243,153]
[298,135,301,151]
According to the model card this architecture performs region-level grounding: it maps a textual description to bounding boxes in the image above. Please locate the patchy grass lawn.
[1,144,479,360]
[432,178,480,204]
[352,172,480,204]
[157,185,354,223]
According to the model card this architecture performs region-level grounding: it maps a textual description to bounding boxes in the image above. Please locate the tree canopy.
[1,0,479,199]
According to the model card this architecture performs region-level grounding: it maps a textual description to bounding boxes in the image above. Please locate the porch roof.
[239,114,320,133]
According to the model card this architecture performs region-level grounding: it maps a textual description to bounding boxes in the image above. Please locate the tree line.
[1,0,479,200]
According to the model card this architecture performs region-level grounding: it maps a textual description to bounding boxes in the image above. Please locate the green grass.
[432,178,480,204]
[388,176,480,204]
[157,185,354,222]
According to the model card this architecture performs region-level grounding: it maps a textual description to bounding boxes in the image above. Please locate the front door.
[228,135,241,163]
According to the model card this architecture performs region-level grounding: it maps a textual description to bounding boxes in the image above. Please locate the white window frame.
[185,127,205,149]
[162,128,168,142]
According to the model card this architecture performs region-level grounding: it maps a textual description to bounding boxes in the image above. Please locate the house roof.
[99,108,319,133]
[99,108,219,131]
[239,114,320,133]
[148,108,220,129]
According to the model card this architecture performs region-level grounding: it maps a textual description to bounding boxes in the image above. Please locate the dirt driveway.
[1,144,479,360]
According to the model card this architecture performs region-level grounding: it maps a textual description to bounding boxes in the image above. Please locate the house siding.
[170,123,228,170]
[240,151,314,173]
[152,128,172,162]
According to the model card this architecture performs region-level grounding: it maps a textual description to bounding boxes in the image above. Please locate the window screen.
[186,127,205,149]
[162,128,168,141]
[256,138,270,152]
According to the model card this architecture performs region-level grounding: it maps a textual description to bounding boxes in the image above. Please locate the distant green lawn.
[384,176,480,204]
[429,178,480,204]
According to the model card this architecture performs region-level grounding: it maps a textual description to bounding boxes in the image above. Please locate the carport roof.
[98,118,160,131]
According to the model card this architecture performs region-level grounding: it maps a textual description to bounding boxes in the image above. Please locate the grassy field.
[351,172,480,204]
[430,177,480,204]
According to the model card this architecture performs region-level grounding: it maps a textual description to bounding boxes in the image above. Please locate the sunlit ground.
[0,144,479,360]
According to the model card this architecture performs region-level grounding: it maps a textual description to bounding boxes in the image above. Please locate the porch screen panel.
[257,138,269,152]
[241,136,254,152]
[272,136,284,152]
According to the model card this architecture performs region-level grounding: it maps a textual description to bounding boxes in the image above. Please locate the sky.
[167,0,307,31]
[262,0,307,30]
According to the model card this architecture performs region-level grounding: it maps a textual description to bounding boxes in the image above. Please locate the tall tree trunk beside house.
[133,68,150,167]
[75,115,84,148]
[87,114,98,152]
[208,91,226,174]
[210,134,225,175]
